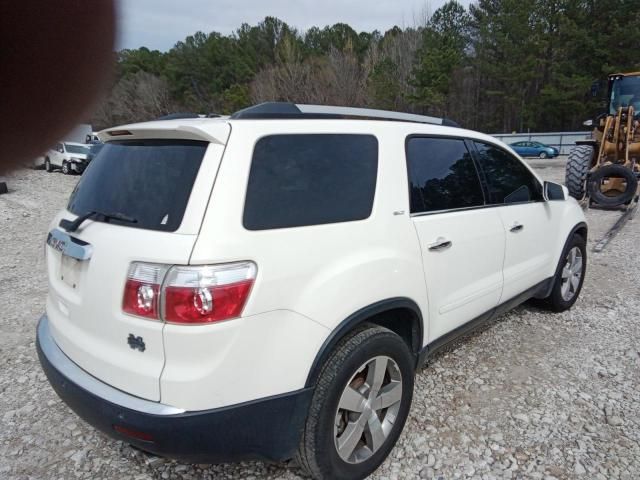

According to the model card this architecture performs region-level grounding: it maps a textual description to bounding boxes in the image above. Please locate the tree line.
[93,0,640,133]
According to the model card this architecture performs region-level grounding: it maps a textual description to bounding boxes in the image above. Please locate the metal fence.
[491,131,591,155]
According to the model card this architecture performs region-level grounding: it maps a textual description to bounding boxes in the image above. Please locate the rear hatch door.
[46,125,229,401]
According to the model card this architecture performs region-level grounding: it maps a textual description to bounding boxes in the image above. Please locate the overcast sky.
[117,0,472,51]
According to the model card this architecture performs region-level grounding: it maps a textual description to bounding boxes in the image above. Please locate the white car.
[37,103,587,480]
[44,141,91,174]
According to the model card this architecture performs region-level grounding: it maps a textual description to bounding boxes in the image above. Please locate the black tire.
[587,164,638,207]
[539,151,548,159]
[538,233,587,312]
[44,157,52,172]
[296,325,414,480]
[565,145,594,200]
[61,161,70,175]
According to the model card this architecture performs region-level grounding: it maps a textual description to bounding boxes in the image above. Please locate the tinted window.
[68,140,207,231]
[244,134,378,230]
[406,137,485,213]
[473,142,543,204]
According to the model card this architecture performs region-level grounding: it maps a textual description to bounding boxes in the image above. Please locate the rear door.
[46,133,228,401]
[472,141,558,302]
[408,136,505,342]
[51,143,64,166]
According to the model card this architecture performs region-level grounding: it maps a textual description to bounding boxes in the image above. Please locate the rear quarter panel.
[170,121,429,408]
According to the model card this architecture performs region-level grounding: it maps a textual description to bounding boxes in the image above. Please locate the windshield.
[67,140,208,232]
[609,76,640,114]
[65,143,90,155]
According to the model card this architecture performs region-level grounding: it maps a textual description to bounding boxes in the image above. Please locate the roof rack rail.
[230,102,459,127]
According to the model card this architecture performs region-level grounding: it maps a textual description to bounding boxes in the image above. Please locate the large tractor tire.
[565,145,594,200]
[587,164,638,207]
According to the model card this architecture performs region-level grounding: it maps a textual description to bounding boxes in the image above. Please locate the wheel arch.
[572,222,588,242]
[537,221,588,299]
[304,298,423,388]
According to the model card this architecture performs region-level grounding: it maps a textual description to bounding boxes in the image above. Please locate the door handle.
[510,222,524,233]
[428,237,452,251]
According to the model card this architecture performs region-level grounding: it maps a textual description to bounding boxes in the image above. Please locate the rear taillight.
[122,263,169,320]
[121,261,256,324]
[164,262,257,324]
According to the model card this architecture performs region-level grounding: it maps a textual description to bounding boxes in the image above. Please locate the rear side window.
[406,137,485,213]
[473,142,543,204]
[243,134,378,230]
[67,140,208,232]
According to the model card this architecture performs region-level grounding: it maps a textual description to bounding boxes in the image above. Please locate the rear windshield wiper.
[60,210,138,233]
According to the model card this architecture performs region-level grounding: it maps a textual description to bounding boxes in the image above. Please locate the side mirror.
[544,181,565,201]
[590,81,601,98]
[583,119,594,127]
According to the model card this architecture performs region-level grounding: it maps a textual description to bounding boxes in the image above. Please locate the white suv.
[37,103,587,480]
[44,141,91,174]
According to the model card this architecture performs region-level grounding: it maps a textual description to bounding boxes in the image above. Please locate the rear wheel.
[296,325,414,480]
[538,233,587,312]
[565,145,594,200]
[44,157,52,172]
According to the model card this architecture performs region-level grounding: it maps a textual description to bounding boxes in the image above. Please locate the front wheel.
[538,233,587,312]
[296,325,414,480]
[539,151,548,159]
[61,161,70,175]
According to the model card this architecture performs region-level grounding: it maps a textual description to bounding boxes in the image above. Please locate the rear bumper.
[36,315,313,463]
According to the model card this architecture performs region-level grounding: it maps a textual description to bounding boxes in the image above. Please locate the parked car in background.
[86,133,101,144]
[44,142,91,174]
[510,141,559,158]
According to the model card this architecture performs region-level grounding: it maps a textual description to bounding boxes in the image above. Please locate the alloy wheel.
[333,356,403,464]
[560,246,583,301]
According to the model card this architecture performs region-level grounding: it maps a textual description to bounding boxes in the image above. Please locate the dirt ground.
[1,159,639,480]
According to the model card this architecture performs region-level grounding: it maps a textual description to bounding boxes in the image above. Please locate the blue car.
[510,141,559,158]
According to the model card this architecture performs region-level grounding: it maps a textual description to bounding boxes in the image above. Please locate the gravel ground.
[1,161,639,480]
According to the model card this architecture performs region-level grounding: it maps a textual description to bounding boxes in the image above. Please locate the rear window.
[243,134,378,230]
[67,140,208,232]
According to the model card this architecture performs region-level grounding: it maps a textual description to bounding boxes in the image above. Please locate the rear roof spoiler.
[230,102,460,127]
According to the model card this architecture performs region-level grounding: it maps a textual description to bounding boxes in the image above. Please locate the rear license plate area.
[60,254,82,289]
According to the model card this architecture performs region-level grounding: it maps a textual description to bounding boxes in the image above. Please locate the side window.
[473,141,543,204]
[406,137,485,214]
[243,134,378,230]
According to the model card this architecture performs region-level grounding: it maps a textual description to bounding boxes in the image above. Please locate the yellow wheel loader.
[566,72,640,206]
